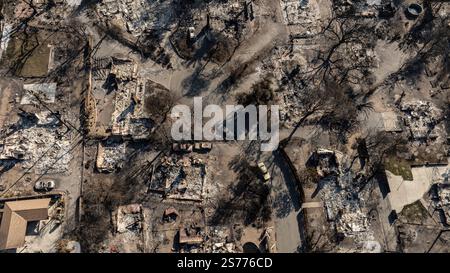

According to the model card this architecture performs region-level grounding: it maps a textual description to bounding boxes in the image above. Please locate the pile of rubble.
[278,88,305,127]
[333,0,384,17]
[116,204,143,234]
[208,241,236,253]
[0,118,73,174]
[97,0,169,36]
[321,177,376,248]
[400,100,444,140]
[20,83,57,105]
[170,0,251,63]
[266,45,315,128]
[432,175,450,225]
[309,148,376,248]
[96,141,127,173]
[108,60,153,139]
[204,226,236,253]
[179,225,204,246]
[281,0,323,36]
[110,59,137,81]
[8,0,69,26]
[150,155,207,201]
[101,204,145,253]
[208,0,253,31]
[335,211,370,238]
[110,81,137,134]
[309,148,343,177]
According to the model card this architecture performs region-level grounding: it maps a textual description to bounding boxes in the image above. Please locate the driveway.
[267,150,303,252]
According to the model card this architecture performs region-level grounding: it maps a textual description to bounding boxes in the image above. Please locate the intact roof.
[0,198,50,250]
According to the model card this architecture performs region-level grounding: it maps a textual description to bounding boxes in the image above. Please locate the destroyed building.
[1,0,450,256]
[0,108,73,174]
[400,100,446,141]
[96,141,127,173]
[310,149,378,250]
[88,57,156,140]
[149,154,207,202]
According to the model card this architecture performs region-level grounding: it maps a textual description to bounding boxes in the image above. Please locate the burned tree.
[304,17,377,86]
[209,157,272,227]
[236,77,275,106]
[349,131,408,192]
[283,80,374,146]
[396,2,450,89]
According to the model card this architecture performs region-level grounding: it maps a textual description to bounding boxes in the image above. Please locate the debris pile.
[281,0,322,36]
[116,204,143,234]
[0,119,73,174]
[34,111,60,126]
[278,88,306,127]
[150,155,207,201]
[170,0,252,63]
[20,83,57,105]
[96,141,127,173]
[90,58,154,139]
[308,148,377,249]
[163,207,179,223]
[335,211,370,238]
[333,0,382,17]
[110,59,137,81]
[432,175,450,225]
[321,176,375,248]
[209,241,236,253]
[179,226,204,246]
[97,0,172,36]
[308,148,342,177]
[400,100,444,140]
[204,226,236,253]
[88,57,155,139]
[208,0,253,32]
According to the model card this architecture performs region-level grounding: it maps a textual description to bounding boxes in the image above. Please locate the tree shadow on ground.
[273,191,293,218]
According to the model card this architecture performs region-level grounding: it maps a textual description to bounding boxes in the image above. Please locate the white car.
[257,162,271,182]
[34,180,55,192]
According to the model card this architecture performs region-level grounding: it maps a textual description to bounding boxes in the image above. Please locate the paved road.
[267,150,303,253]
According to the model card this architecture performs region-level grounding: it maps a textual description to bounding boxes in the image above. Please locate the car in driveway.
[172,143,193,153]
[34,180,55,192]
[194,142,212,152]
[258,162,271,182]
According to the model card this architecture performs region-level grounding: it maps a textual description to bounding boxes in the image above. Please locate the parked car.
[194,142,212,152]
[34,180,55,192]
[172,143,193,153]
[257,162,271,182]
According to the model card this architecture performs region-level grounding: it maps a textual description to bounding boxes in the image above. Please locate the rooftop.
[0,198,51,250]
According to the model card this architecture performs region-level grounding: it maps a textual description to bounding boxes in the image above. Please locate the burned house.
[283,141,383,252]
[96,141,127,173]
[115,204,143,234]
[149,155,207,202]
[400,100,445,142]
[87,57,156,140]
[0,108,73,174]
